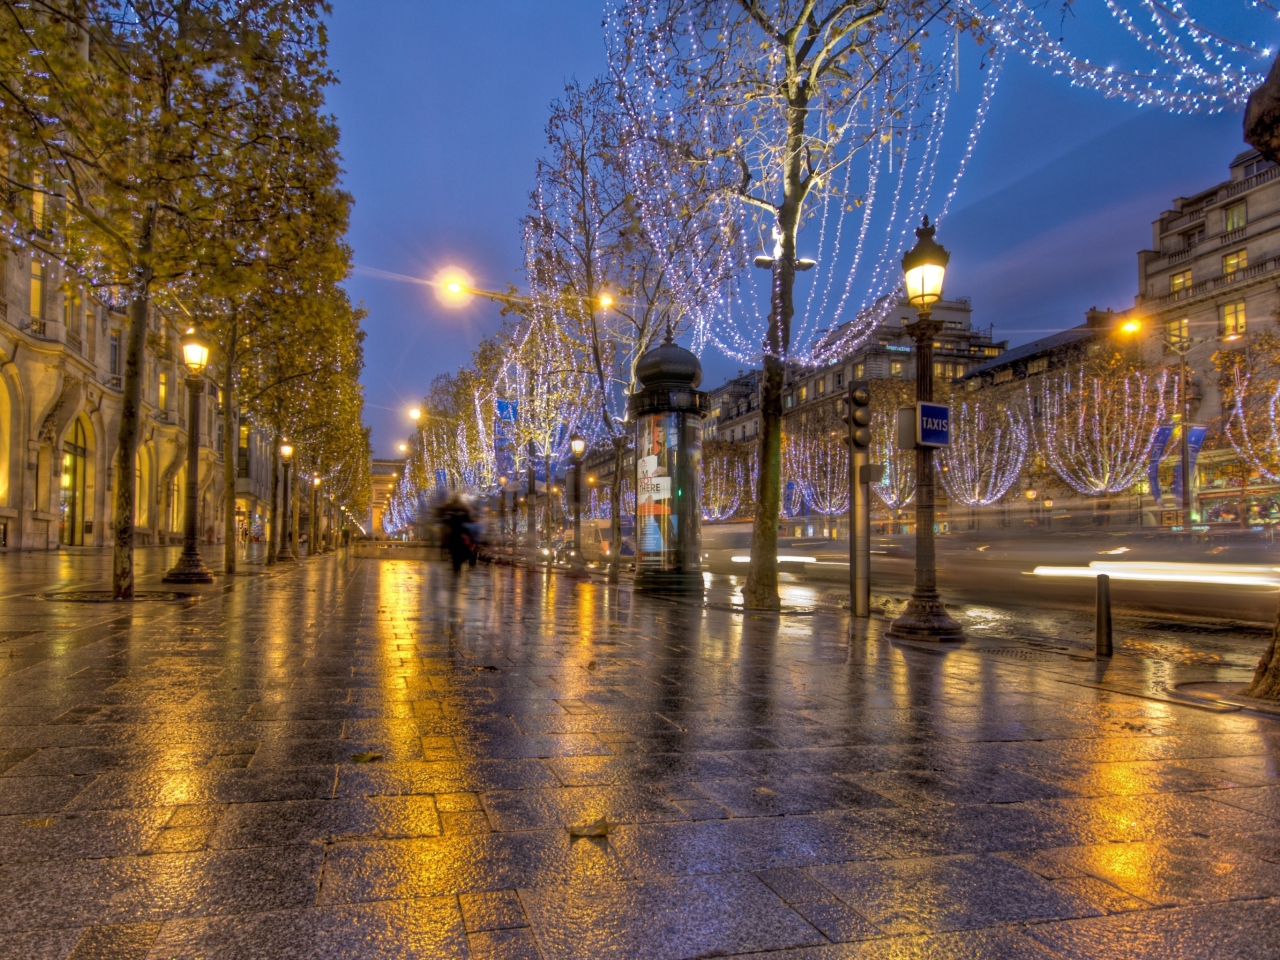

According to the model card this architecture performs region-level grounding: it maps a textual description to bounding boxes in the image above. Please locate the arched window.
[59,420,87,545]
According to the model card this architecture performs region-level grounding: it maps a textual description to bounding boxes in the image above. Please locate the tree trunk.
[1246,600,1280,699]
[222,350,237,575]
[744,353,785,609]
[743,86,806,610]
[111,259,154,599]
[609,436,623,584]
[545,454,553,555]
[267,443,279,565]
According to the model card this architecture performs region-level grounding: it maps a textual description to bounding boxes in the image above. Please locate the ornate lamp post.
[526,440,538,563]
[311,475,321,555]
[886,217,964,642]
[278,441,295,561]
[164,328,215,584]
[569,433,586,571]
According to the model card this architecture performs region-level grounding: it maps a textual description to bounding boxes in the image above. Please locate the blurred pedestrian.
[439,496,477,574]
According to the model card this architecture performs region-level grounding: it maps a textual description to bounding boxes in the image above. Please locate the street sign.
[916,402,950,447]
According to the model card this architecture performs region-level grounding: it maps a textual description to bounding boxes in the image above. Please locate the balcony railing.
[1225,162,1280,199]
[1150,256,1279,306]
[66,331,83,355]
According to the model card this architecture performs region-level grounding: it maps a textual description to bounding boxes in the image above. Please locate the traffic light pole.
[846,380,872,618]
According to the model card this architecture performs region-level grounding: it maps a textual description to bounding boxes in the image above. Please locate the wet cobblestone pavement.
[2,551,1279,958]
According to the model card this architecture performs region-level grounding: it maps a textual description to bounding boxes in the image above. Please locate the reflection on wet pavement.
[0,551,1277,958]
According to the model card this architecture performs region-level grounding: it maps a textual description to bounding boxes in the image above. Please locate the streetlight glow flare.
[433,267,474,307]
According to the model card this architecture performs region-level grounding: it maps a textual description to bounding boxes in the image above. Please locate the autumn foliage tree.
[0,0,338,595]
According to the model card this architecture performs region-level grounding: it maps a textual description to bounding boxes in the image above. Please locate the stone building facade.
[0,247,273,550]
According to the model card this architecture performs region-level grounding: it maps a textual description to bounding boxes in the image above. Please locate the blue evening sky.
[327,2,1268,457]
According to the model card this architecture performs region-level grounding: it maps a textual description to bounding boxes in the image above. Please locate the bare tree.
[611,0,960,607]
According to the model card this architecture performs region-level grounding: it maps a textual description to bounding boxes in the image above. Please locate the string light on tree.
[1034,365,1174,495]
[939,400,1030,506]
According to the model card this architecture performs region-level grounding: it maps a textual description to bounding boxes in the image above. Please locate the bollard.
[1095,573,1113,658]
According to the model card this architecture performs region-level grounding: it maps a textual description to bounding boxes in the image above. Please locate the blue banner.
[494,400,518,480]
[1170,425,1208,506]
[1148,424,1174,506]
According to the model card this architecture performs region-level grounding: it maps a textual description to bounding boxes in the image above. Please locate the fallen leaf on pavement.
[350,751,383,763]
[568,816,613,838]
[22,818,54,828]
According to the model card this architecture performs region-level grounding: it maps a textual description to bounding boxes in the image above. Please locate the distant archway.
[59,418,90,545]
[0,374,12,508]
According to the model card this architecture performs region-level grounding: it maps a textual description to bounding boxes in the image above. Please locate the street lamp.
[526,440,537,563]
[1121,318,1238,525]
[398,443,408,453]
[163,327,215,584]
[569,433,586,571]
[886,216,964,643]
[408,408,421,422]
[310,475,321,555]
[278,441,295,561]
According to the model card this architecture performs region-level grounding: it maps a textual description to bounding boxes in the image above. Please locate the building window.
[29,259,45,319]
[1027,358,1048,375]
[994,369,1014,385]
[30,172,45,232]
[1243,157,1275,179]
[1168,317,1189,344]
[816,378,825,396]
[1225,201,1247,232]
[834,371,843,388]
[1222,300,1247,336]
[797,385,807,402]
[890,361,904,377]
[1223,249,1247,276]
[1184,227,1204,250]
[1170,270,1192,294]
[784,394,793,409]
[109,331,121,374]
[853,363,864,380]
[985,346,1000,357]
[158,372,168,411]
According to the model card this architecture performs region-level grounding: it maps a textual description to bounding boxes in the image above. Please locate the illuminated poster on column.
[637,412,676,568]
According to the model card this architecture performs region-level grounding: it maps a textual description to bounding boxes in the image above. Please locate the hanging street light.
[885,216,964,643]
[164,327,215,584]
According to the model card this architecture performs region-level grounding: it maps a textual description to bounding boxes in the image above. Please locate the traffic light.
[843,379,872,451]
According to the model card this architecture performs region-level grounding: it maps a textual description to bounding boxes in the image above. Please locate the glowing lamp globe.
[313,476,321,487]
[180,328,210,376]
[901,215,949,309]
[434,267,474,307]
[280,442,293,462]
[570,433,586,459]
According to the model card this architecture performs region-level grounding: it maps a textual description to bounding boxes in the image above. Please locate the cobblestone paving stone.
[0,550,1278,958]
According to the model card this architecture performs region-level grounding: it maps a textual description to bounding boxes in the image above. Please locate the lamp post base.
[277,551,296,562]
[163,549,214,584]
[885,596,964,643]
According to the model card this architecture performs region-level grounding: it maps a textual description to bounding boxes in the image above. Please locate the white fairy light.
[1034,365,1174,495]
